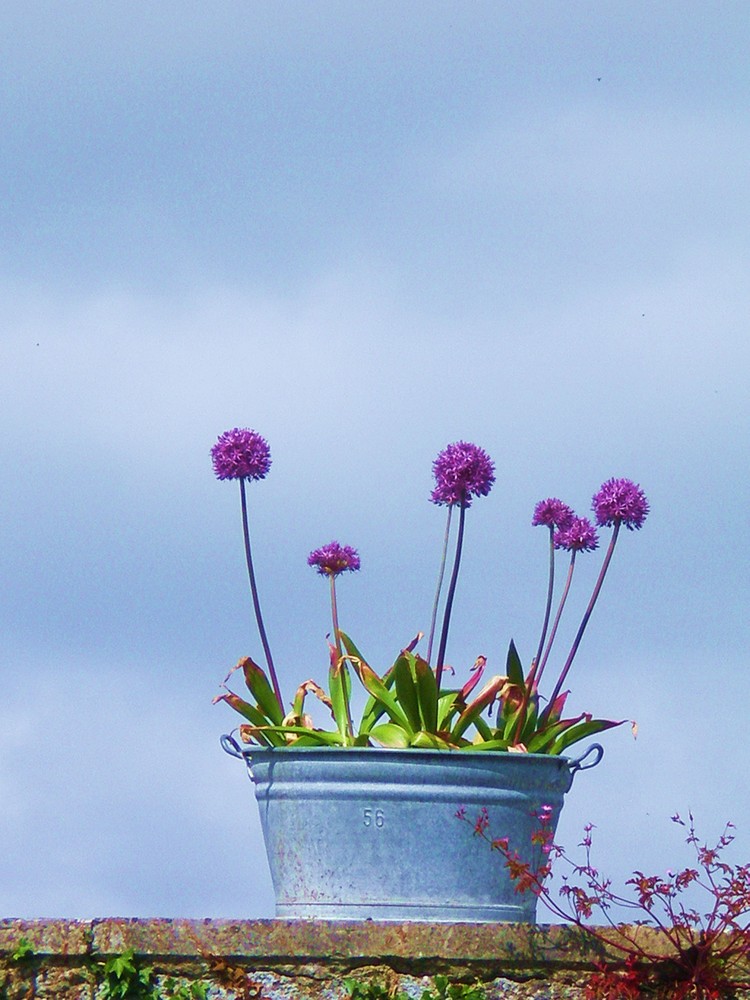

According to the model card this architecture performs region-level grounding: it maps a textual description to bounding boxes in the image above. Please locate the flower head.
[554,516,599,552]
[430,441,495,508]
[211,428,271,481]
[592,478,649,531]
[308,541,361,577]
[532,498,575,530]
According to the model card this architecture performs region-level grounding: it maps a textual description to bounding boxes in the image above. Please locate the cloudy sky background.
[2,2,749,920]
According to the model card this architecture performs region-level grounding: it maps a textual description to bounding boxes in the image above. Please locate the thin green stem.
[535,550,576,690]
[435,502,466,691]
[545,520,621,715]
[533,526,556,678]
[329,572,353,739]
[329,573,342,658]
[239,478,283,711]
[426,505,453,665]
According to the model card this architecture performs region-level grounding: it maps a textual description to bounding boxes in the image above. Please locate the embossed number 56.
[363,808,385,828]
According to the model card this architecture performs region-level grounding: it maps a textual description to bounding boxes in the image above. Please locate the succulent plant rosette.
[212,428,649,754]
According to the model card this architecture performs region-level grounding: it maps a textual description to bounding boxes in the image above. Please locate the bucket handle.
[568,742,604,777]
[220,733,246,759]
[220,733,256,780]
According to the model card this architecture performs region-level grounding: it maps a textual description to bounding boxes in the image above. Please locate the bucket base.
[275,901,535,922]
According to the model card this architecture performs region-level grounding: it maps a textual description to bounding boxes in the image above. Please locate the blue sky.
[2,2,749,919]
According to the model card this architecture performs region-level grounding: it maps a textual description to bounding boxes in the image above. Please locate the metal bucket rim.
[220,735,603,774]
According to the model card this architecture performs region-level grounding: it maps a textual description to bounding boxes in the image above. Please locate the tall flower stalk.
[307,541,361,658]
[530,499,574,682]
[211,428,283,710]
[426,505,452,666]
[544,479,649,716]
[429,441,495,690]
[308,541,361,742]
[535,516,599,689]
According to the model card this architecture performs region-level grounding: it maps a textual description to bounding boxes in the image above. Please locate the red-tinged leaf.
[413,654,439,732]
[293,679,333,717]
[403,631,423,654]
[327,641,339,670]
[240,657,284,725]
[500,700,528,744]
[460,655,487,700]
[237,723,281,747]
[282,710,315,731]
[453,676,508,739]
[541,689,569,726]
[369,722,411,748]
[214,691,272,728]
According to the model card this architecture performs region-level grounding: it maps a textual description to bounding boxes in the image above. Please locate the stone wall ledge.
[0,917,675,965]
[0,919,722,1000]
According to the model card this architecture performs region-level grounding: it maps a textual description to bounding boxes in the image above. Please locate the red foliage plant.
[463,808,750,998]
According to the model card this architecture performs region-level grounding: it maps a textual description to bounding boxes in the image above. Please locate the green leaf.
[472,714,493,741]
[461,738,511,752]
[369,722,411,748]
[353,661,414,734]
[411,730,456,750]
[11,937,34,962]
[525,713,583,753]
[358,664,396,734]
[338,630,370,666]
[245,724,345,746]
[329,656,354,743]
[550,717,624,755]
[240,657,284,725]
[414,655,439,732]
[393,654,422,732]
[436,690,461,729]
[506,640,525,687]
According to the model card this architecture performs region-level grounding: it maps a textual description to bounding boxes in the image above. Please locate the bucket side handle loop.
[568,742,604,777]
[220,733,245,759]
[220,733,256,780]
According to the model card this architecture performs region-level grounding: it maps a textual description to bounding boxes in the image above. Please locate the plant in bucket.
[213,428,649,921]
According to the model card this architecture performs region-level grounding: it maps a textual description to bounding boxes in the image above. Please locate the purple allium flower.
[592,478,649,531]
[211,428,272,481]
[532,498,575,529]
[554,516,599,552]
[308,541,361,577]
[430,441,495,508]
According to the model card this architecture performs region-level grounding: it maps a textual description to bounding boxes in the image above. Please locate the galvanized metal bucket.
[221,739,602,922]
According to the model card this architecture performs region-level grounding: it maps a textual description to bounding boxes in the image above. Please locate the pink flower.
[430,441,495,508]
[592,478,649,531]
[211,428,271,481]
[307,541,361,577]
[532,498,575,529]
[554,516,599,552]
